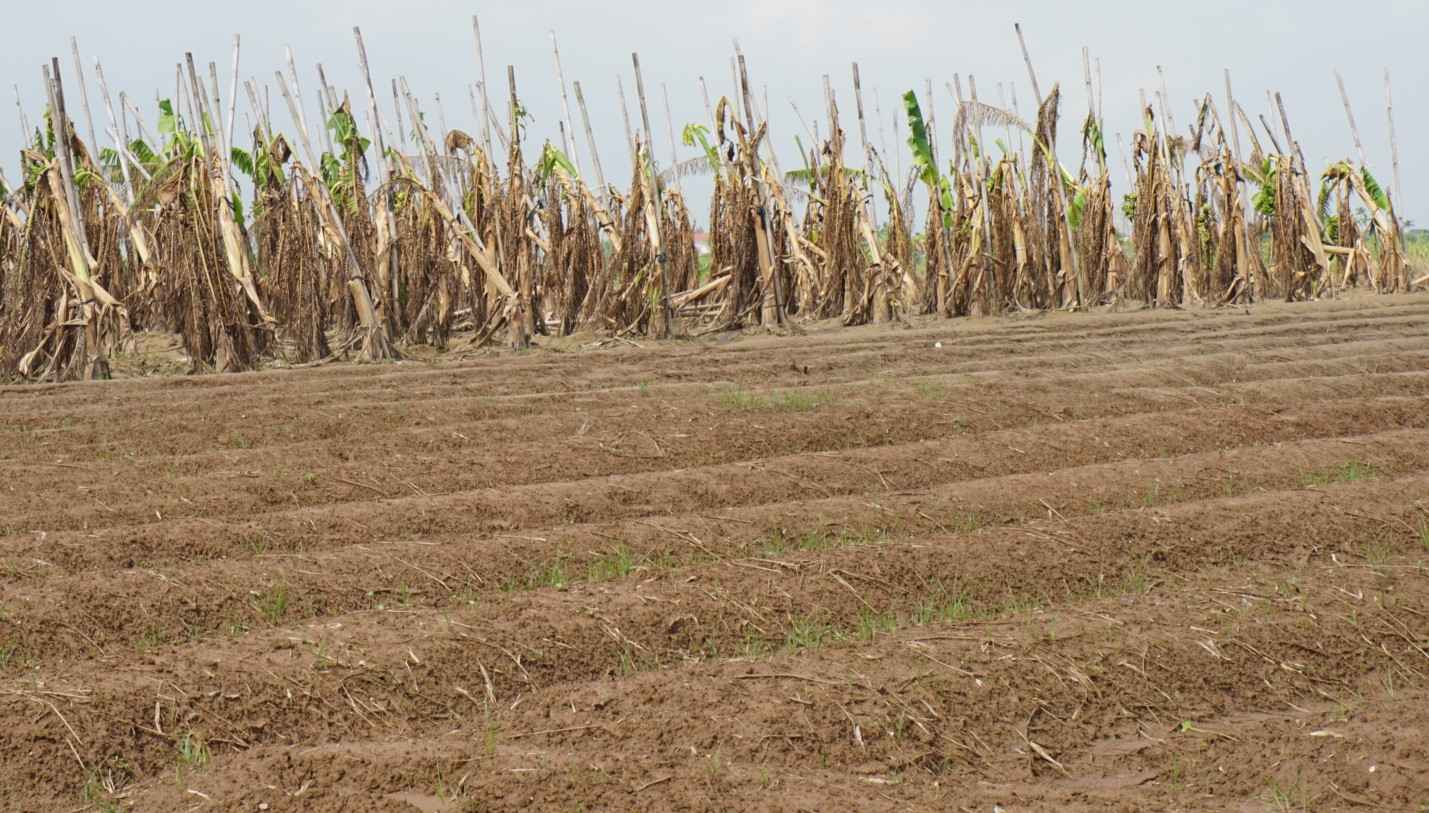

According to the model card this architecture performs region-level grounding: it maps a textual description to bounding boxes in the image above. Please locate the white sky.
[4,0,1425,223]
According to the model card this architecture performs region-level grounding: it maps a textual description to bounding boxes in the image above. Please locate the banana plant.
[902,90,954,225]
[534,141,578,183]
[321,103,370,211]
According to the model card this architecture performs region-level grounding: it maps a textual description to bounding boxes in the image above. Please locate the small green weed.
[1301,461,1378,488]
[586,547,639,583]
[855,609,897,641]
[177,732,209,770]
[254,585,289,625]
[783,616,841,651]
[717,388,831,412]
[913,381,946,400]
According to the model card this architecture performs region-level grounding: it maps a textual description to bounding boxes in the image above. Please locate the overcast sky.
[4,0,1425,223]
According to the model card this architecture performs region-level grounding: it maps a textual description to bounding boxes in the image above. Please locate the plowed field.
[3,296,1428,811]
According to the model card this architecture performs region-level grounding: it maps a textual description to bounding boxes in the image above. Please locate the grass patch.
[758,528,885,557]
[913,381,946,400]
[82,769,126,813]
[223,432,252,450]
[504,561,569,591]
[1362,540,1396,566]
[253,585,289,625]
[1140,480,1186,507]
[176,732,209,770]
[1300,461,1378,488]
[855,608,898,641]
[717,388,831,412]
[1417,518,1429,552]
[783,616,843,651]
[586,547,640,583]
[913,588,975,626]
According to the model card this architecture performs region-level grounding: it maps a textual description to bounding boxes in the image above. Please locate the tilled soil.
[2,296,1427,812]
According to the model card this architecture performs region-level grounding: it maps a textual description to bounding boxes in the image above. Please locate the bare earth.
[2,295,1428,812]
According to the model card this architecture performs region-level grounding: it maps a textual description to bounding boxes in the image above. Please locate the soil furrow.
[2,472,1423,805]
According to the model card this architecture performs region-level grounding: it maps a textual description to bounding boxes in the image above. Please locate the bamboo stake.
[572,81,608,197]
[1156,65,1176,133]
[632,52,674,337]
[734,42,785,324]
[181,55,212,154]
[616,75,637,168]
[43,59,107,378]
[698,76,714,125]
[121,93,156,151]
[549,30,585,177]
[206,61,234,194]
[1014,23,1043,105]
[661,82,682,195]
[851,63,879,229]
[67,38,100,162]
[46,60,91,258]
[1273,92,1307,171]
[225,37,242,166]
[93,60,137,202]
[472,15,494,161]
[1095,58,1105,123]
[316,64,338,112]
[13,84,31,139]
[354,26,402,322]
[1013,29,1085,308]
[729,57,743,128]
[400,78,446,200]
[315,65,337,155]
[1081,47,1095,123]
[1384,69,1403,211]
[276,68,393,358]
[505,64,534,347]
[1333,70,1369,167]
